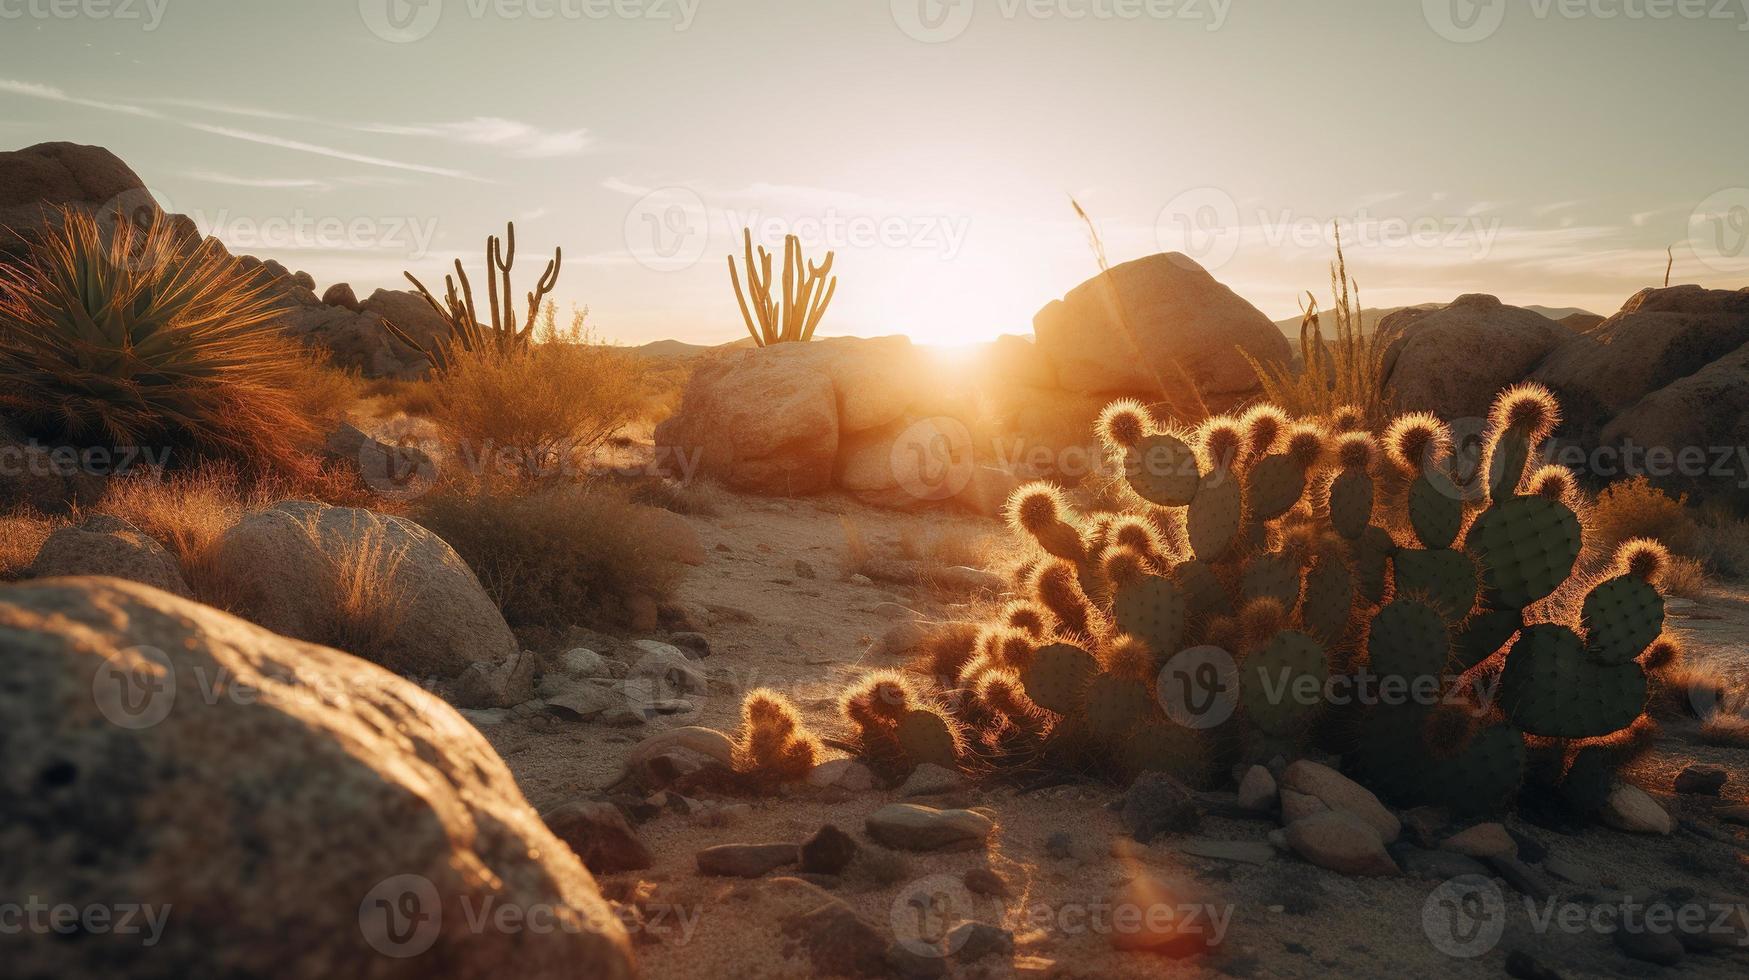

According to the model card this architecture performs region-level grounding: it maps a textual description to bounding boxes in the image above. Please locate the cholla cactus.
[735,383,1671,820]
[732,689,821,787]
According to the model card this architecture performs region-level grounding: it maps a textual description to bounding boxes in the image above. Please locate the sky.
[2,0,1746,346]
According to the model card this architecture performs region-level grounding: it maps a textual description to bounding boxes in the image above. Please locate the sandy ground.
[470,488,1749,980]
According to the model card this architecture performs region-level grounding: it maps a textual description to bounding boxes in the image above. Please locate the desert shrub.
[1658,556,1709,599]
[0,508,57,581]
[89,464,261,604]
[316,520,411,659]
[622,473,727,516]
[413,482,683,629]
[427,339,646,483]
[286,353,366,429]
[899,524,998,570]
[0,207,321,477]
[1244,226,1397,426]
[1697,509,1749,579]
[1589,477,1699,558]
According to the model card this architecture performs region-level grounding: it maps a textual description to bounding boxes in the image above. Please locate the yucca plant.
[0,206,319,476]
[728,228,837,346]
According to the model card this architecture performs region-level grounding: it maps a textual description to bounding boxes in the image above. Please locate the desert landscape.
[3,6,1749,980]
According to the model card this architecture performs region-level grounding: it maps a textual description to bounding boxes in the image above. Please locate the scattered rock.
[807,758,878,792]
[1674,764,1727,795]
[1440,823,1516,860]
[779,897,890,978]
[26,515,190,597]
[450,649,539,709]
[946,922,1013,963]
[963,867,1010,898]
[1284,811,1399,876]
[667,631,711,658]
[865,804,994,852]
[319,421,435,496]
[1613,925,1685,966]
[321,281,361,310]
[1178,839,1275,866]
[799,824,859,875]
[1504,949,1563,980]
[1718,804,1749,826]
[1600,784,1673,835]
[611,726,739,795]
[545,683,617,720]
[1279,761,1400,843]
[1237,765,1277,812]
[794,559,817,579]
[0,577,635,978]
[1400,806,1450,848]
[695,842,799,878]
[557,647,611,679]
[542,801,653,873]
[1504,824,1548,863]
[1044,831,1075,860]
[1279,788,1328,825]
[901,763,966,797]
[1391,845,1489,881]
[1483,855,1554,901]
[871,620,931,658]
[1119,772,1201,842]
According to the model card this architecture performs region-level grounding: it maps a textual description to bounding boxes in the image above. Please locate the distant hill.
[1272,301,1599,336]
[630,337,755,359]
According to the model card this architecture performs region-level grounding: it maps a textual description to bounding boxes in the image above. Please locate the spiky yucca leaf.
[0,207,318,474]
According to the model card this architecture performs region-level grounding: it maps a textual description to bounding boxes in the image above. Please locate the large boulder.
[1379,294,1575,421]
[209,500,516,677]
[1600,338,1749,507]
[0,577,635,979]
[1534,286,1749,444]
[655,336,935,495]
[1032,253,1291,414]
[0,142,150,256]
[361,288,451,361]
[27,515,190,598]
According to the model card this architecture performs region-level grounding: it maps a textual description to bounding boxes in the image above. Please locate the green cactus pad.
[1187,471,1242,562]
[1242,554,1303,608]
[1124,722,1213,786]
[1555,745,1617,814]
[1113,575,1185,657]
[1439,723,1527,816]
[1392,547,1481,622]
[1172,559,1227,620]
[1125,433,1201,506]
[1581,575,1665,666]
[1021,643,1098,716]
[1246,454,1305,522]
[1486,427,1532,501]
[1465,496,1582,610]
[1408,472,1464,550]
[1366,599,1451,681]
[1452,608,1521,671]
[1350,525,1397,605]
[1499,625,1647,738]
[896,709,959,769]
[1085,673,1154,740]
[1329,469,1374,540]
[1240,630,1328,735]
[1300,557,1355,645]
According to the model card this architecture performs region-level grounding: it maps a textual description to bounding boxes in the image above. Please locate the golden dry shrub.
[1588,476,1700,557]
[428,339,646,483]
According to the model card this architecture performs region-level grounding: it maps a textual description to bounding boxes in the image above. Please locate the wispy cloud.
[361,117,591,159]
[0,79,162,118]
[181,123,484,181]
[185,170,334,190]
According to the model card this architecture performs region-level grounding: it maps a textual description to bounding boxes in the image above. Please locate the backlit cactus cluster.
[735,384,1680,818]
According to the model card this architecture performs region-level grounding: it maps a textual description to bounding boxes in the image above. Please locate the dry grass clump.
[1658,556,1709,599]
[0,508,57,581]
[1696,507,1749,580]
[413,482,683,629]
[623,474,728,517]
[427,339,645,483]
[317,519,411,659]
[87,465,264,603]
[1588,477,1700,558]
[898,524,998,570]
